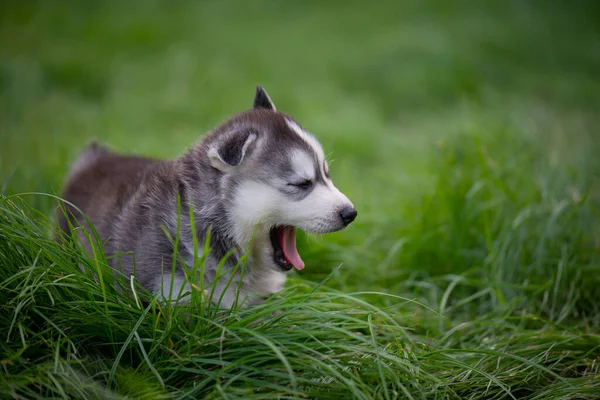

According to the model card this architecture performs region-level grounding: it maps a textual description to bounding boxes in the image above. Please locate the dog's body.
[58,87,356,307]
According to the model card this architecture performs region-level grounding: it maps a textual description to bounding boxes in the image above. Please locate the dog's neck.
[175,149,244,271]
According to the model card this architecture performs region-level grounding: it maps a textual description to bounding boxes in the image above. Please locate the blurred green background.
[1,0,599,294]
[2,1,600,398]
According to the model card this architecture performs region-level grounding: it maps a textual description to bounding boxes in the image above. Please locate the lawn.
[1,1,600,398]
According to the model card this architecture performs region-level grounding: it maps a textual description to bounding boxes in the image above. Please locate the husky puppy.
[58,86,357,308]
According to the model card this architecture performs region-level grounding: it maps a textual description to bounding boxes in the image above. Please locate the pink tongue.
[277,227,305,271]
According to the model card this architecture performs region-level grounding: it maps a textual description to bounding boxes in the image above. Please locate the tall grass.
[2,0,600,398]
[2,128,600,398]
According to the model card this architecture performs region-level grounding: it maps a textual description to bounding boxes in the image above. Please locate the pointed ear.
[253,85,276,110]
[207,129,257,172]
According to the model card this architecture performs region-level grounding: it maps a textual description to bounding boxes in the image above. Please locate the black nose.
[339,207,357,226]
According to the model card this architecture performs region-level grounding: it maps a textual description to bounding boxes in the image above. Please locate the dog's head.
[201,86,356,271]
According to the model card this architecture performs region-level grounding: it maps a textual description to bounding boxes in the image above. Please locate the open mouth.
[269,226,305,271]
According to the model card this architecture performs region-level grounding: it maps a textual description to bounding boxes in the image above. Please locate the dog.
[57,86,357,308]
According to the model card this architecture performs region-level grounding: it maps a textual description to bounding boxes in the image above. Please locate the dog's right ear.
[253,85,276,111]
[207,129,257,172]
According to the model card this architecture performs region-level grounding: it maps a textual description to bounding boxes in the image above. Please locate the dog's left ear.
[208,129,257,172]
[253,85,276,111]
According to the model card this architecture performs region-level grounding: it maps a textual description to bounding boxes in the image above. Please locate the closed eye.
[289,179,313,190]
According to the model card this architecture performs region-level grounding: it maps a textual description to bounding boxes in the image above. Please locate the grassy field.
[2,1,600,398]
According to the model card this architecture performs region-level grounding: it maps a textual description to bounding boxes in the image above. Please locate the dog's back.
[58,143,162,247]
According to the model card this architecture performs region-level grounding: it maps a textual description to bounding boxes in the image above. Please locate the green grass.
[2,0,600,398]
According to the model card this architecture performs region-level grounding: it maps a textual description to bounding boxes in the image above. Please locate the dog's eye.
[289,179,313,190]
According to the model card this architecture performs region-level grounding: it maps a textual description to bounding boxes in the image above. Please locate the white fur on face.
[289,149,316,181]
[229,121,353,244]
[231,178,353,242]
[286,119,328,176]
[227,119,353,271]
